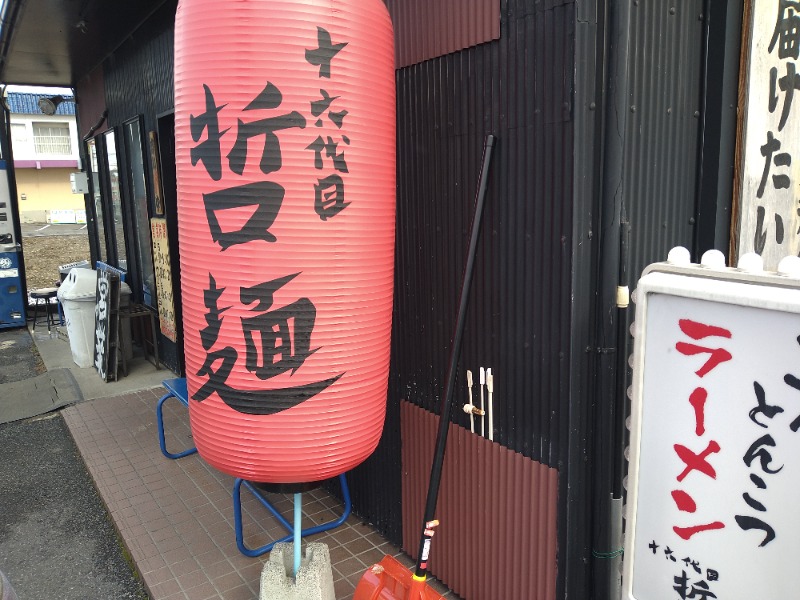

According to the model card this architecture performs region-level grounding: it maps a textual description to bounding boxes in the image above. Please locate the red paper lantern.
[174,0,395,483]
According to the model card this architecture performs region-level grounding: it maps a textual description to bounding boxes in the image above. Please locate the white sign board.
[623,262,800,600]
[737,1,800,269]
[49,209,77,224]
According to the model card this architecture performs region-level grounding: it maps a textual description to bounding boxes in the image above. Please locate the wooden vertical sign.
[735,2,800,268]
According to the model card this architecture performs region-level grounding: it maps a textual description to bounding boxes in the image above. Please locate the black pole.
[413,134,496,579]
[692,0,713,259]
[614,201,630,497]
[592,0,631,597]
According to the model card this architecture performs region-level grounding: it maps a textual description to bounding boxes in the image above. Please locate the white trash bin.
[58,268,134,368]
[58,268,98,367]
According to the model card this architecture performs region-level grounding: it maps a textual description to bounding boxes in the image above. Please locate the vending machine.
[0,159,26,329]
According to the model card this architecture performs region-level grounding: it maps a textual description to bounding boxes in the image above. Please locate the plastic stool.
[29,288,58,331]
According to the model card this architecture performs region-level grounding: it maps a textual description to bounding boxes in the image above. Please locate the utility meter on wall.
[70,172,89,194]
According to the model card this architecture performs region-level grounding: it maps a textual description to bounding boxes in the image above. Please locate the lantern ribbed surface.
[174,0,395,483]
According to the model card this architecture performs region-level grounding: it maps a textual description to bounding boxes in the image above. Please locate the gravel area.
[22,233,91,291]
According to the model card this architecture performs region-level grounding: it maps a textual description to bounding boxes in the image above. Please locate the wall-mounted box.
[70,172,88,194]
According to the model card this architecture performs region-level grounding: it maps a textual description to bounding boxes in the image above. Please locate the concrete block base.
[260,542,335,600]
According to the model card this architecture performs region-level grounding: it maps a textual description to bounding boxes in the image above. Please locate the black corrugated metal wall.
[350,0,576,548]
[618,0,741,284]
[103,1,176,130]
[617,0,743,492]
[99,0,182,373]
[581,2,743,598]
[569,0,603,596]
[624,0,704,282]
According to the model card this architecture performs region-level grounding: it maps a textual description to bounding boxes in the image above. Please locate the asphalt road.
[0,328,148,600]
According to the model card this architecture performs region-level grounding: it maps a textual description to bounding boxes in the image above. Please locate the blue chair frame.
[156,378,198,459]
[155,376,352,557]
[233,473,351,557]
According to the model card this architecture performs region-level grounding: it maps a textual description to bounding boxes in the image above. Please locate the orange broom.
[354,134,496,600]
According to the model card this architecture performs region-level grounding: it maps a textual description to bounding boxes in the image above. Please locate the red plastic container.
[174,0,395,483]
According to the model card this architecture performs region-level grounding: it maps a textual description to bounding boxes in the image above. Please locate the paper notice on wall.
[150,218,177,342]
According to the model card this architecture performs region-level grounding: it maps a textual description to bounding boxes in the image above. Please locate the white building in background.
[6,91,84,223]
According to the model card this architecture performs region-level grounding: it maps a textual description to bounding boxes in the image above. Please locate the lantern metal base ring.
[233,473,351,557]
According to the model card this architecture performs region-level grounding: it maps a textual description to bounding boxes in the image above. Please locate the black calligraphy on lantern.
[191,272,343,415]
[189,83,305,250]
[670,319,732,541]
[193,274,237,404]
[190,84,228,181]
[305,26,347,78]
[198,273,229,351]
[187,26,355,415]
[203,181,285,250]
[227,83,307,176]
[305,27,351,221]
[240,273,317,380]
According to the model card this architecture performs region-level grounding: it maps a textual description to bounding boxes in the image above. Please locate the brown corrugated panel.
[401,401,558,600]
[386,0,500,68]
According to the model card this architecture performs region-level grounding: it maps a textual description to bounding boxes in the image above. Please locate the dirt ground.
[22,234,91,291]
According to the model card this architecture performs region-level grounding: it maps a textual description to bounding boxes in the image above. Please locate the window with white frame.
[10,123,27,147]
[32,122,71,155]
